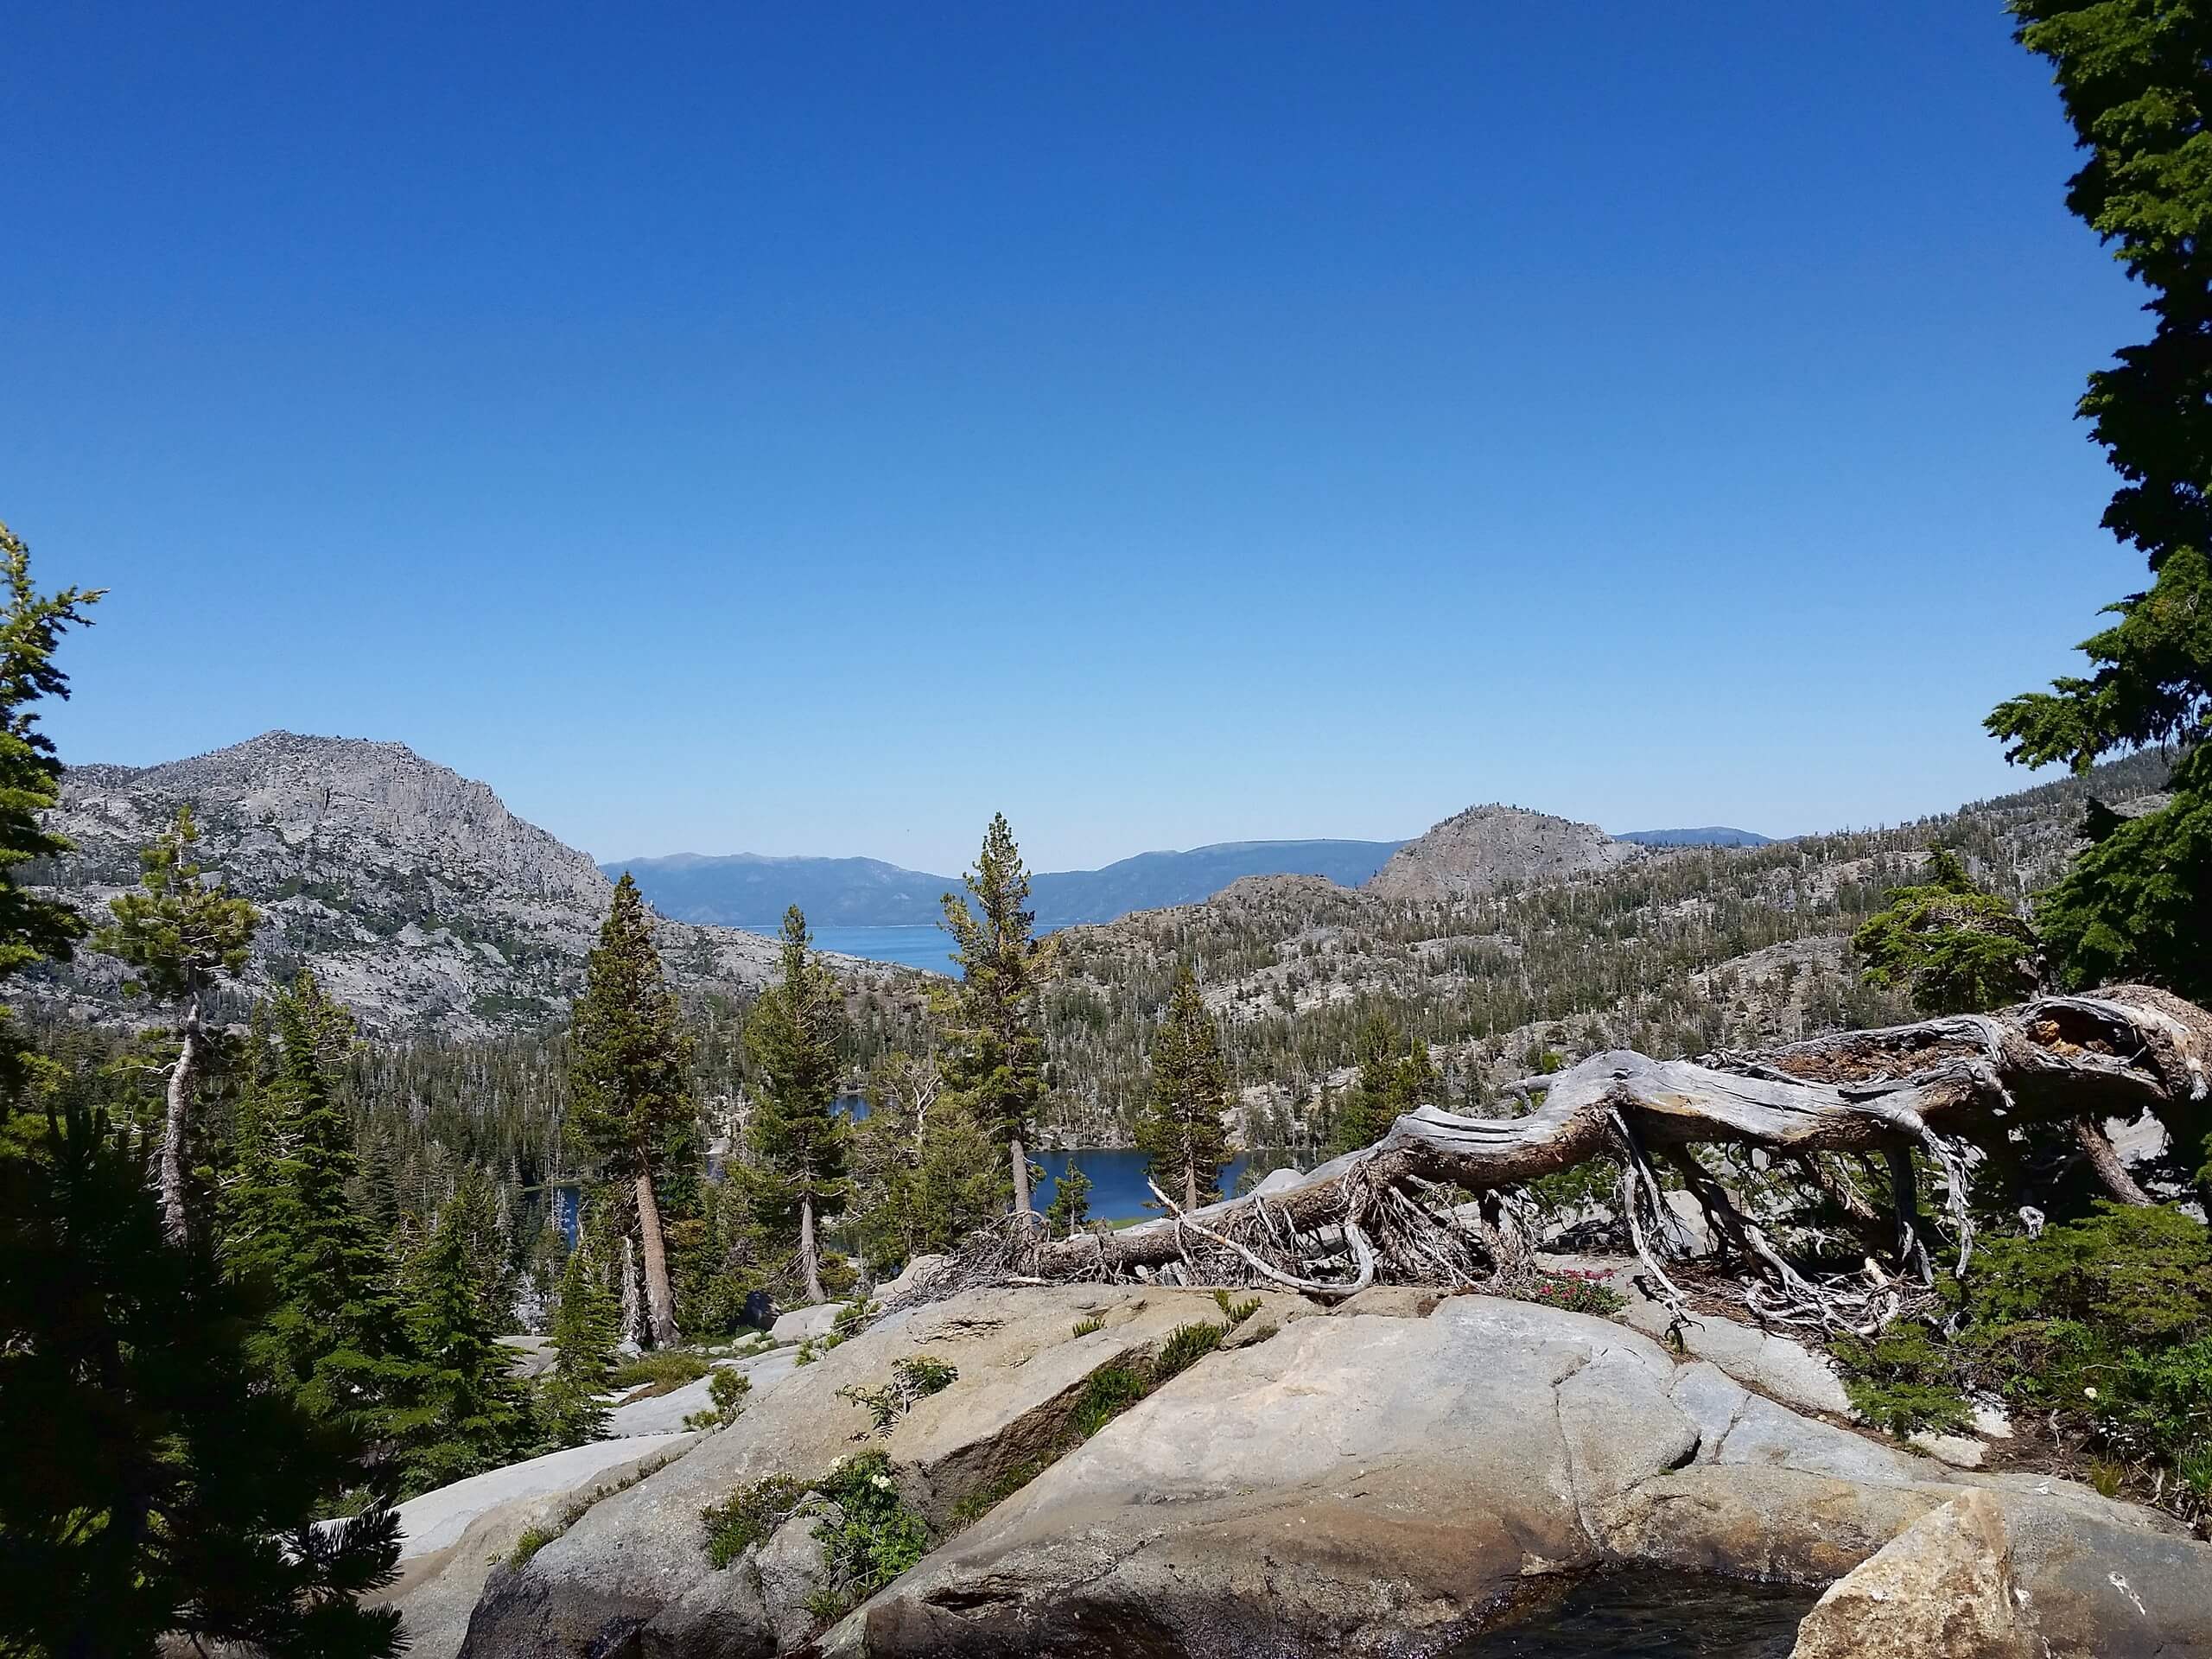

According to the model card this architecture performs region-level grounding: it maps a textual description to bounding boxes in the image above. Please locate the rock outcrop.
[823,1294,2209,1659]
[460,1286,1296,1657]
[1363,804,1641,903]
[28,731,910,1036]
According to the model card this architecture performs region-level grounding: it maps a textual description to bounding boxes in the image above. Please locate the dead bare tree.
[904,985,2209,1336]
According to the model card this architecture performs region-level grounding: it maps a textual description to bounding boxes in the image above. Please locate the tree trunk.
[2071,1116,2155,1206]
[1010,1136,1032,1213]
[619,1234,642,1347]
[1185,1155,1199,1215]
[156,992,202,1244]
[634,1162,679,1347]
[1001,985,2211,1289]
[799,1192,824,1304]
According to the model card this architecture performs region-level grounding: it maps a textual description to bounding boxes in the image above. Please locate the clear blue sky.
[2,3,2141,872]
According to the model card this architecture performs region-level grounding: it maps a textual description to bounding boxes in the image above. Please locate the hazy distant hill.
[1616,826,1776,848]
[605,852,955,928]
[610,839,1406,931]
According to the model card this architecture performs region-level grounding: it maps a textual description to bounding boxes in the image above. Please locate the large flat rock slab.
[461,1286,1276,1658]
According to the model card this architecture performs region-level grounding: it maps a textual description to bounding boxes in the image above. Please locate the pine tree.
[393,1193,532,1494]
[1986,3,2212,1001]
[541,1243,618,1447]
[0,1097,404,1657]
[221,971,416,1449]
[1135,963,1234,1211]
[93,804,259,1241]
[0,521,99,1109]
[1327,1013,1437,1154]
[0,523,399,1656]
[1852,847,2039,1015]
[1044,1157,1091,1237]
[745,906,851,1304]
[568,872,690,1346]
[940,814,1052,1212]
[850,1052,1005,1269]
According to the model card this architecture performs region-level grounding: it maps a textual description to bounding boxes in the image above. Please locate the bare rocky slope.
[25,731,909,1038]
[1363,802,1643,901]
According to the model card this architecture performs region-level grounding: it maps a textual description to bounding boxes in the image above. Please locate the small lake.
[830,1097,1298,1224]
[1033,1147,1300,1222]
[1452,1572,1812,1657]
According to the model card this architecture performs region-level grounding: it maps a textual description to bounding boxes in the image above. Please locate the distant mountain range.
[610,824,1778,930]
[607,840,1410,931]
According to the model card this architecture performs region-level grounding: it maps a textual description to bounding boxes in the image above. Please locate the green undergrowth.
[1831,1204,2212,1520]
[701,1449,929,1620]
[838,1355,958,1433]
[609,1349,712,1395]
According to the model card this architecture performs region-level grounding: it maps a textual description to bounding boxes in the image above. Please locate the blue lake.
[802,925,960,975]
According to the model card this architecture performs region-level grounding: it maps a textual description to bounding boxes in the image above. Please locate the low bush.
[609,1350,711,1394]
[683,1366,753,1432]
[700,1474,809,1569]
[950,1457,1050,1529]
[1070,1316,1104,1338]
[1070,1364,1149,1439]
[1151,1320,1227,1383]
[1517,1271,1625,1318]
[1833,1204,2212,1517]
[809,1449,930,1616]
[1214,1290,1262,1326]
[837,1354,959,1433]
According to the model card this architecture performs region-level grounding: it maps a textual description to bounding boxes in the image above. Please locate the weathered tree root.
[925,985,2209,1329]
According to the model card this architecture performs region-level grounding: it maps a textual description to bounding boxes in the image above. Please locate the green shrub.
[683,1366,753,1432]
[837,1355,960,1433]
[609,1350,711,1394]
[700,1475,809,1569]
[1834,1205,2212,1514]
[1152,1321,1227,1383]
[810,1450,930,1615]
[794,1338,817,1366]
[507,1523,558,1567]
[1214,1290,1262,1325]
[834,1300,880,1338]
[1070,1316,1104,1338]
[1071,1365,1149,1439]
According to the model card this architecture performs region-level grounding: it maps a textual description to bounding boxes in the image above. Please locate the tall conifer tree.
[0,520,401,1655]
[744,906,850,1304]
[394,1194,531,1493]
[541,1243,618,1447]
[941,814,1052,1212]
[94,804,258,1240]
[568,872,690,1346]
[1135,963,1234,1211]
[1989,3,2212,1000]
[222,971,415,1444]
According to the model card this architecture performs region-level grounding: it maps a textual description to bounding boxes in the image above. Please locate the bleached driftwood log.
[918,985,2209,1333]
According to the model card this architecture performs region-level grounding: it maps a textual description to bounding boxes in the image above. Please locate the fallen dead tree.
[911,984,2209,1335]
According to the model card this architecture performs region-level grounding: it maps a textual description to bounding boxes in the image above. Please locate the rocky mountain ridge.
[27,731,909,1038]
[1363,802,1644,901]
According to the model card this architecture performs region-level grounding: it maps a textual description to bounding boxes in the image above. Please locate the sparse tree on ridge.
[95,803,258,1242]
[744,906,851,1304]
[1135,962,1234,1212]
[941,813,1052,1213]
[568,873,690,1346]
[1327,1012,1438,1156]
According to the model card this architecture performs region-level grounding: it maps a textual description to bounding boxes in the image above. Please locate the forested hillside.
[1037,750,2174,1150]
